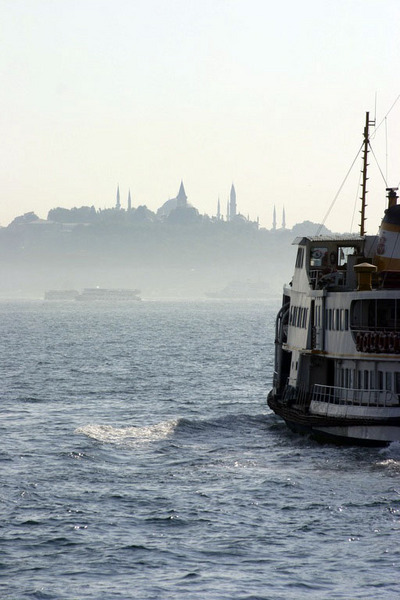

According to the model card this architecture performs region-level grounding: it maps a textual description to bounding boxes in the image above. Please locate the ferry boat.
[267,113,400,446]
[75,288,141,302]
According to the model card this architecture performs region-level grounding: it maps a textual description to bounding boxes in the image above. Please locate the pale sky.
[1,0,400,232]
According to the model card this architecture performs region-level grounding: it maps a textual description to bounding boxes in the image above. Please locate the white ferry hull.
[268,392,400,446]
[284,421,400,446]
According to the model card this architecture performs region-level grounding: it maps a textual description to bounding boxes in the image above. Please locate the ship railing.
[282,383,311,409]
[312,384,399,407]
[353,327,400,334]
[309,269,347,290]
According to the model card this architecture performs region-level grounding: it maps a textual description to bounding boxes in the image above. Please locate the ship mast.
[360,111,375,235]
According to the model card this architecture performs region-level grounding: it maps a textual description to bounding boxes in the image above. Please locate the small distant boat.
[75,288,141,302]
[267,112,400,446]
[44,289,80,300]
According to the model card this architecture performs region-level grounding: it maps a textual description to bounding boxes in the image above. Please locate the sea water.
[1,299,399,600]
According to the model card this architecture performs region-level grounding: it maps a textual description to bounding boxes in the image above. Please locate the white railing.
[309,269,347,290]
[312,384,399,407]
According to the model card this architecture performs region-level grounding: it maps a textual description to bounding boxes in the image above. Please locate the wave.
[75,413,270,447]
[75,420,179,446]
[376,441,400,472]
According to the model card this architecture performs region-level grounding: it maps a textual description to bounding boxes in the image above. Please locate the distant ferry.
[75,288,141,302]
[267,113,400,446]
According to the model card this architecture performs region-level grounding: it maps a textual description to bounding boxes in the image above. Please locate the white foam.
[75,420,178,446]
[379,440,400,459]
[376,441,400,472]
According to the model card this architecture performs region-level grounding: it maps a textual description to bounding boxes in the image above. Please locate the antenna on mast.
[360,112,375,235]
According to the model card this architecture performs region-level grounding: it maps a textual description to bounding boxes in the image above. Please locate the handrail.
[312,384,399,407]
[309,269,347,290]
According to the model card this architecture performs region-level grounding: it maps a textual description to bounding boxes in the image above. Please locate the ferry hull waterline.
[267,112,400,446]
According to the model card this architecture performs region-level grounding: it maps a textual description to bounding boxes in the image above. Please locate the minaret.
[127,189,132,211]
[229,184,237,220]
[176,180,187,208]
[282,206,286,229]
[272,205,277,230]
[116,185,121,210]
[217,197,221,220]
[226,199,230,221]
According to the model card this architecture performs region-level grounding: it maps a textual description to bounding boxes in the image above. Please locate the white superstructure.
[268,114,400,445]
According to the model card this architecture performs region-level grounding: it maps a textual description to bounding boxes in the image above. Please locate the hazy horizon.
[2,0,400,234]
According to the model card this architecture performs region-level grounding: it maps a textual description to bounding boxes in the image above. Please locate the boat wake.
[376,441,400,472]
[75,413,269,447]
[75,420,179,446]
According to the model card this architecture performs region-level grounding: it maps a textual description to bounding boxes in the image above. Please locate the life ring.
[378,332,387,353]
[362,333,371,353]
[356,332,363,351]
[394,333,400,354]
[387,332,396,353]
[369,332,378,353]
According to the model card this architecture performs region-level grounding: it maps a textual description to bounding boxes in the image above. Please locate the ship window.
[386,372,392,391]
[378,371,384,390]
[369,371,375,389]
[310,247,328,268]
[338,246,358,268]
[335,309,340,330]
[297,308,302,328]
[395,373,400,393]
[350,299,400,330]
[364,370,369,389]
[344,309,349,330]
[295,247,304,268]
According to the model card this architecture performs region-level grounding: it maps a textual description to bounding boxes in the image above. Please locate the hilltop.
[0,184,331,298]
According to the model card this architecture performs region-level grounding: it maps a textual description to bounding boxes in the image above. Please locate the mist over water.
[1,299,399,599]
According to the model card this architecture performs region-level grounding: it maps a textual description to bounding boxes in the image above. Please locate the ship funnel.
[386,187,398,208]
[373,188,400,273]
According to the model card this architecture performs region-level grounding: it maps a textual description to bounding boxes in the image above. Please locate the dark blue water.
[1,299,399,599]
